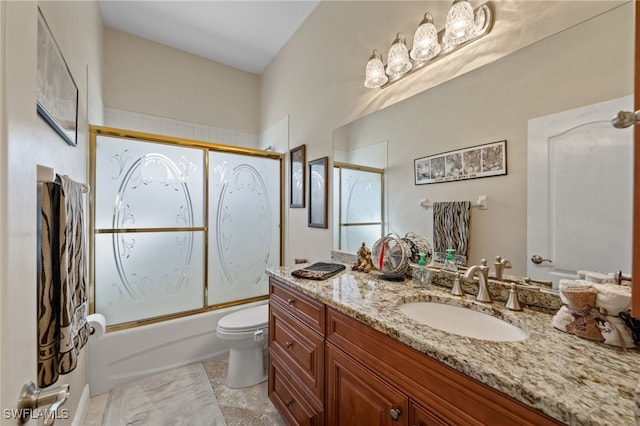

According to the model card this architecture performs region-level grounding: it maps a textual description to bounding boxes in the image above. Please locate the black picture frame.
[37,7,78,147]
[308,156,328,228]
[415,140,507,185]
[290,144,306,208]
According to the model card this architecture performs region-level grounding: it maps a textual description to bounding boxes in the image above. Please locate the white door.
[527,95,633,287]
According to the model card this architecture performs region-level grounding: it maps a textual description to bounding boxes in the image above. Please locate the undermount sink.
[399,302,529,342]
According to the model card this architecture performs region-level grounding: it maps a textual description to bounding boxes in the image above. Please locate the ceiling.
[99,0,320,75]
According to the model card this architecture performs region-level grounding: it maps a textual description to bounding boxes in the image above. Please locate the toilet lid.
[218,304,268,332]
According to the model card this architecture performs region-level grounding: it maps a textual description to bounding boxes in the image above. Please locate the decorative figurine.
[352,242,374,273]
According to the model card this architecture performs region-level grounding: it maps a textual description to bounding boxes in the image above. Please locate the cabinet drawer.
[410,400,448,426]
[269,352,324,426]
[269,277,325,335]
[270,302,324,401]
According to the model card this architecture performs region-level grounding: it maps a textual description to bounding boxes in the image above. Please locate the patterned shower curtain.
[38,175,90,388]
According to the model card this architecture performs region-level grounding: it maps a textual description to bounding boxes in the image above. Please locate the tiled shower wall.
[103,107,260,149]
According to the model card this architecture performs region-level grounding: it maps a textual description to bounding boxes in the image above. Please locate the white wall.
[102,107,260,148]
[258,0,631,265]
[0,1,103,424]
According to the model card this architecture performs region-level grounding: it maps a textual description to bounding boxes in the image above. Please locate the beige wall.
[259,1,631,265]
[1,1,103,424]
[103,27,260,135]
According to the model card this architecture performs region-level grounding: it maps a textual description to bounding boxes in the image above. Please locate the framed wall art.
[290,144,306,208]
[37,7,78,146]
[415,140,507,185]
[308,156,328,228]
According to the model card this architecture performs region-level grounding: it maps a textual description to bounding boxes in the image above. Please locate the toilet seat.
[217,304,268,333]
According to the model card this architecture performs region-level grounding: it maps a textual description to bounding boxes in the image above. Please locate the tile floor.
[82,356,285,425]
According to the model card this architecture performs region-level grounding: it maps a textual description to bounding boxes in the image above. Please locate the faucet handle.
[451,272,465,297]
[506,283,523,311]
[479,258,489,281]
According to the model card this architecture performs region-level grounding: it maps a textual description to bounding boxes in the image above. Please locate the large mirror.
[332,2,634,284]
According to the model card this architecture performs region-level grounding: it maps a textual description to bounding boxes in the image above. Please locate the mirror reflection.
[332,3,633,287]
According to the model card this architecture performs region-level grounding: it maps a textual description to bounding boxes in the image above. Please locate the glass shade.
[386,33,412,77]
[364,49,388,88]
[410,13,441,62]
[444,0,475,45]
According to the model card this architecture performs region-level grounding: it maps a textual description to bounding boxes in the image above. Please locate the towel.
[432,201,471,265]
[559,279,631,316]
[291,262,346,280]
[38,175,90,388]
[552,283,634,349]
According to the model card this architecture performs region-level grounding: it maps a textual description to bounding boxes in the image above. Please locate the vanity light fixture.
[364,1,493,89]
[386,33,412,77]
[364,49,388,88]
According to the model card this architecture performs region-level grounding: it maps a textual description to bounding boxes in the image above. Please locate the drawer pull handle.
[287,298,295,305]
[285,341,293,349]
[285,399,293,408]
[389,408,401,421]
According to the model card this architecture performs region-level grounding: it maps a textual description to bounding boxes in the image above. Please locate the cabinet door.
[410,400,449,426]
[327,344,408,426]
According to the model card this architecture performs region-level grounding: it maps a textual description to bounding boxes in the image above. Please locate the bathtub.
[88,300,267,396]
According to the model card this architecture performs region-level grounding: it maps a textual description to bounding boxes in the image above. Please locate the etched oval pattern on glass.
[215,163,272,287]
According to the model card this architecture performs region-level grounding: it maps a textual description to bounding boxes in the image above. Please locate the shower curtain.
[38,175,90,387]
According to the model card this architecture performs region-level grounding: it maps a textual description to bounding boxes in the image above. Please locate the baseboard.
[72,384,91,426]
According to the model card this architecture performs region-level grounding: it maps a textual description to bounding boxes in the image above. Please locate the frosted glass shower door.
[94,135,206,326]
[334,166,383,253]
[208,151,281,305]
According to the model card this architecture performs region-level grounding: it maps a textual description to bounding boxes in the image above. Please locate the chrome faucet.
[464,264,492,303]
[494,256,512,280]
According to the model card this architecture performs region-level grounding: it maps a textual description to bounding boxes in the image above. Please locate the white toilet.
[216,303,269,388]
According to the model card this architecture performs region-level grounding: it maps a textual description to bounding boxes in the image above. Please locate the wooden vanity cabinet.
[326,307,563,426]
[268,277,563,425]
[268,278,325,425]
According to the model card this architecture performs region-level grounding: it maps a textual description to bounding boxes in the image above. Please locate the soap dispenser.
[412,252,431,289]
[443,248,457,272]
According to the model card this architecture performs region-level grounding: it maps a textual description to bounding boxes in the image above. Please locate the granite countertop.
[266,263,640,426]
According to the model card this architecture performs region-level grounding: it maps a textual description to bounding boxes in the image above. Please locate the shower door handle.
[18,381,69,425]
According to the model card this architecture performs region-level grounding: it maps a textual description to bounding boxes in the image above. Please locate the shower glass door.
[93,135,206,326]
[208,151,281,305]
[333,164,384,253]
[91,127,283,328]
